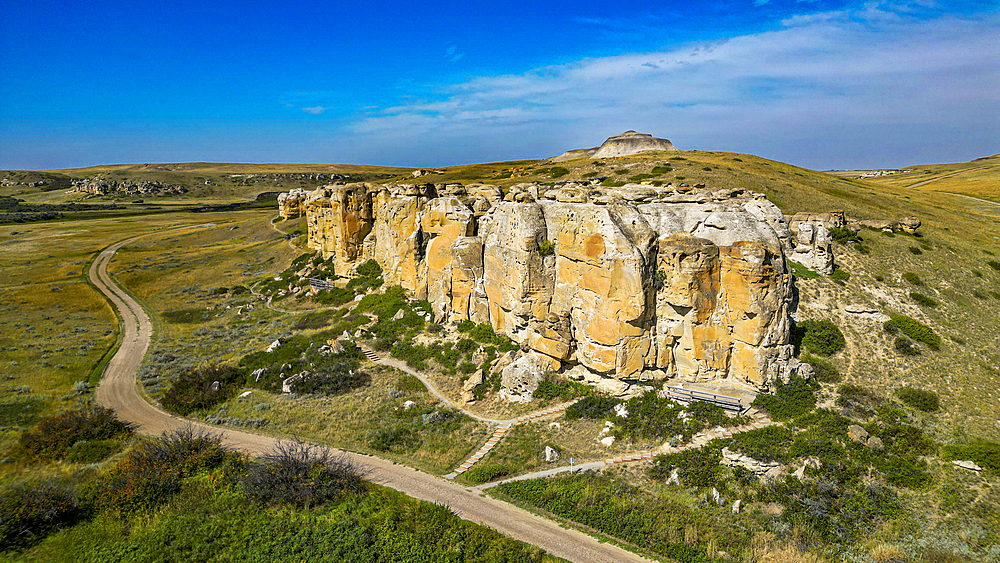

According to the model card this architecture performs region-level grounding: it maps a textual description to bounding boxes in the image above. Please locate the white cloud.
[302,106,329,114]
[754,0,771,6]
[344,7,1000,168]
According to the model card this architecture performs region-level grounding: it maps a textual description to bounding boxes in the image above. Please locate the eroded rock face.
[278,188,309,219]
[294,181,803,391]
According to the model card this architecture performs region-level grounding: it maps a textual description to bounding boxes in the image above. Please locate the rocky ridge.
[550,130,678,162]
[289,179,842,399]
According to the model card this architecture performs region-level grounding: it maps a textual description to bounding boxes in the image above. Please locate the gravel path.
[90,230,655,563]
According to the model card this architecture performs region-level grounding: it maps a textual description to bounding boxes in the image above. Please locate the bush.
[613,168,629,175]
[829,227,861,244]
[836,384,882,416]
[537,239,554,256]
[396,374,426,393]
[802,353,841,383]
[14,406,133,462]
[884,313,940,350]
[160,364,245,416]
[463,463,515,485]
[726,425,794,463]
[651,165,673,174]
[600,179,626,187]
[895,387,939,412]
[367,425,421,452]
[988,260,1000,272]
[752,375,816,420]
[532,378,592,401]
[908,246,923,255]
[355,259,381,278]
[161,308,210,324]
[942,440,1000,472]
[85,427,236,516]
[628,173,654,182]
[909,291,939,308]
[648,448,722,487]
[901,272,923,285]
[565,395,619,420]
[793,319,845,356]
[242,441,366,508]
[894,336,920,356]
[0,479,82,551]
[829,268,850,284]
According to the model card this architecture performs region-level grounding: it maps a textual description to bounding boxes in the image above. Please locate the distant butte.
[550,130,678,162]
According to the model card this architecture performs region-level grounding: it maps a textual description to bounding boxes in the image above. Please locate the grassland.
[830,153,1000,200]
[2,150,999,562]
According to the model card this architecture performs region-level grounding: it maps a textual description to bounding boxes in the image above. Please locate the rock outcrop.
[277,188,309,218]
[291,181,807,392]
[551,131,678,161]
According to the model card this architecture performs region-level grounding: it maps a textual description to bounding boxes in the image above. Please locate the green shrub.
[160,364,245,416]
[752,375,816,420]
[627,173,654,182]
[908,246,923,255]
[565,395,619,420]
[884,313,940,350]
[829,227,861,244]
[829,268,850,284]
[787,260,821,279]
[648,448,722,487]
[396,374,426,393]
[726,425,794,463]
[242,441,365,508]
[161,308,210,324]
[463,463,515,485]
[895,387,939,412]
[702,166,712,171]
[988,260,1000,271]
[836,384,882,415]
[532,378,591,401]
[0,479,82,551]
[355,259,382,278]
[537,239,554,256]
[0,398,44,427]
[901,272,923,285]
[613,168,629,175]
[793,319,846,356]
[909,291,939,308]
[651,165,673,174]
[802,353,841,383]
[367,425,420,452]
[894,336,920,356]
[600,179,626,187]
[942,440,1000,472]
[14,406,133,462]
[85,427,236,516]
[538,167,569,178]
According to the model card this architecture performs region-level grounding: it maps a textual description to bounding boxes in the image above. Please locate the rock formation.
[292,180,812,396]
[277,188,309,218]
[550,131,678,162]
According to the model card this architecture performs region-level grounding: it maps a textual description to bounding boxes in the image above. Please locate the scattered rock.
[732,499,742,514]
[548,422,561,429]
[391,309,405,321]
[953,460,983,472]
[209,381,220,391]
[848,424,870,444]
[403,400,417,410]
[666,467,681,485]
[721,447,781,475]
[866,436,884,451]
[599,436,615,446]
[545,446,560,462]
[266,339,281,353]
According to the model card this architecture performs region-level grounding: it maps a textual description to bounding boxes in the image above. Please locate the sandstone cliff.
[295,181,814,395]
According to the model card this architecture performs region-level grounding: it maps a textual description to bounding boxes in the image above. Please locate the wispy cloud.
[754,0,771,6]
[445,44,464,62]
[302,106,329,114]
[346,5,999,168]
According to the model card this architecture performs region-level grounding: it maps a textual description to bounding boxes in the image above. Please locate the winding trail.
[90,231,654,563]
[904,165,990,189]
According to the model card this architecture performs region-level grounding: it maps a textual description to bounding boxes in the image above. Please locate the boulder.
[898,217,921,234]
[499,352,559,402]
[545,446,560,462]
[848,424,870,444]
[952,460,983,471]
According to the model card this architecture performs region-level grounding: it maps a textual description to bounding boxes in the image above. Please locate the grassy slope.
[830,153,1000,200]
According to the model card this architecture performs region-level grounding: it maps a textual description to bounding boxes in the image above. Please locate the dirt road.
[90,232,654,563]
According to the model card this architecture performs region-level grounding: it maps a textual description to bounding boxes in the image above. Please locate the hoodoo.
[293,179,823,398]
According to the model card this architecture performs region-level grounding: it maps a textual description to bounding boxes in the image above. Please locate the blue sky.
[1,0,997,170]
